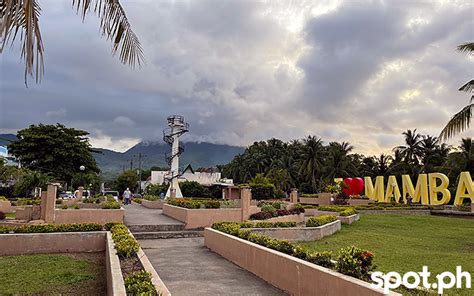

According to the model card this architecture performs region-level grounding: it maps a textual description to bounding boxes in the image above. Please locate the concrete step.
[128,224,185,232]
[134,230,203,239]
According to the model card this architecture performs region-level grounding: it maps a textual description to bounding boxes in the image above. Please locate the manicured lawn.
[297,214,474,295]
[0,253,106,295]
[5,212,15,218]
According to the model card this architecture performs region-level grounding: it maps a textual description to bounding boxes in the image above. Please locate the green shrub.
[0,225,12,233]
[15,223,103,233]
[340,208,357,216]
[180,181,207,197]
[202,200,220,209]
[144,195,160,201]
[250,183,276,200]
[55,199,62,205]
[318,205,357,214]
[124,270,157,295]
[104,222,122,231]
[308,251,334,268]
[102,200,121,209]
[306,215,338,227]
[72,205,80,210]
[0,196,8,201]
[110,224,140,257]
[62,204,69,209]
[134,198,143,204]
[275,189,286,199]
[260,204,277,216]
[336,246,375,280]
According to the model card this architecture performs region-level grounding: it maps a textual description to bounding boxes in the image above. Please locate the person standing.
[123,188,132,205]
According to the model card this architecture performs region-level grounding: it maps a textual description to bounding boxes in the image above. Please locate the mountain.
[0,134,244,179]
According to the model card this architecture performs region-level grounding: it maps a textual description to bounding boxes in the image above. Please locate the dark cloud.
[1,0,472,153]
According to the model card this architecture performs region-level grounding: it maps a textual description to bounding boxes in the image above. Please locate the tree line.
[221,130,473,194]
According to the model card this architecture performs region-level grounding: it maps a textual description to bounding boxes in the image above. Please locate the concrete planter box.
[16,205,41,220]
[0,231,126,296]
[0,200,13,213]
[204,228,399,296]
[249,220,341,241]
[264,213,305,224]
[299,193,332,206]
[348,199,373,206]
[163,204,242,229]
[142,199,164,209]
[304,209,360,225]
[338,214,360,224]
[55,208,124,224]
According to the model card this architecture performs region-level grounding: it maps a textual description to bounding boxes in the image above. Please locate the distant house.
[150,164,233,186]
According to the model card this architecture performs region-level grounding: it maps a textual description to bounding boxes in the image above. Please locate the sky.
[1,0,473,154]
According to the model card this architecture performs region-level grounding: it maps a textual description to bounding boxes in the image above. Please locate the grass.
[297,214,474,295]
[5,212,15,218]
[0,253,106,295]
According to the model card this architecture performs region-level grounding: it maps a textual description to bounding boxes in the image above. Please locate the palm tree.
[324,141,356,180]
[439,42,473,141]
[444,138,473,175]
[1,0,144,85]
[299,136,325,192]
[394,129,423,165]
[374,154,392,177]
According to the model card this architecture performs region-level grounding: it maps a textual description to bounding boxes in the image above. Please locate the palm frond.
[1,0,45,85]
[439,104,473,141]
[459,80,474,101]
[72,0,144,68]
[457,42,474,54]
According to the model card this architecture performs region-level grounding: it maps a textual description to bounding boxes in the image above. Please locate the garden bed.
[249,220,341,241]
[0,253,106,295]
[204,227,397,296]
[163,203,242,229]
[265,213,305,224]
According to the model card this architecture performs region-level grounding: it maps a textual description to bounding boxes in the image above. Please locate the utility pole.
[134,153,146,194]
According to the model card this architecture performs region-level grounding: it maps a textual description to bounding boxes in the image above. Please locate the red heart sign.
[353,177,364,195]
[343,178,353,195]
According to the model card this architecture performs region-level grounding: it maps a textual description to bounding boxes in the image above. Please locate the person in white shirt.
[123,188,132,205]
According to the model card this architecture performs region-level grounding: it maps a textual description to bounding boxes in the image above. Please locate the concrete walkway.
[124,203,183,226]
[140,237,287,296]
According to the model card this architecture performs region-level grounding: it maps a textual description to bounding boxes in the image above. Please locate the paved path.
[140,237,287,296]
[124,203,183,226]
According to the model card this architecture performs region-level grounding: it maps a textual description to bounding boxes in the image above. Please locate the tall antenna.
[163,115,189,198]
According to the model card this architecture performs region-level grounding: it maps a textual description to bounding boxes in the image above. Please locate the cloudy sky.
[1,0,473,154]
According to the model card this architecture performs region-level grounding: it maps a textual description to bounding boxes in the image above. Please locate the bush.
[308,251,334,268]
[0,196,8,201]
[261,204,277,215]
[211,222,373,277]
[0,225,12,233]
[145,183,168,196]
[144,195,160,201]
[336,246,375,280]
[180,181,206,197]
[110,224,140,257]
[250,183,276,200]
[275,189,286,199]
[124,270,157,295]
[104,222,122,231]
[334,192,349,205]
[102,200,121,209]
[340,208,357,216]
[306,215,337,227]
[15,223,103,233]
[167,198,220,209]
[249,211,273,220]
[0,211,5,220]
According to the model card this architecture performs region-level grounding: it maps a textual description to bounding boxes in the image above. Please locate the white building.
[150,164,233,186]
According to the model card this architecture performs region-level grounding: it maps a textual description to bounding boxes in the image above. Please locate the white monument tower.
[163,115,189,198]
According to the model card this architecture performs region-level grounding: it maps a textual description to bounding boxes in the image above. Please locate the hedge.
[213,221,296,229]
[167,198,220,209]
[250,207,305,220]
[0,223,103,234]
[211,223,375,277]
[318,205,358,214]
[110,224,139,257]
[306,215,338,227]
[124,270,157,295]
[340,208,357,216]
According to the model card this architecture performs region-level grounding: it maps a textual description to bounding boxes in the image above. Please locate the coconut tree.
[299,136,325,192]
[1,0,144,85]
[439,42,473,141]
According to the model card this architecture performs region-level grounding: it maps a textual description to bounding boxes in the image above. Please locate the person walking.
[123,188,132,205]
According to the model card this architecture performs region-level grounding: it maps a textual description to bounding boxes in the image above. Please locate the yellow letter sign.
[402,174,429,205]
[428,173,451,205]
[454,171,474,206]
